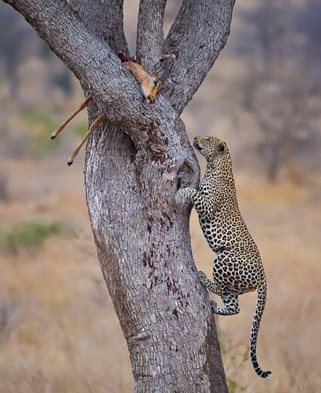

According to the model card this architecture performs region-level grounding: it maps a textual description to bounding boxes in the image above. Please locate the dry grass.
[0,156,320,393]
[1,0,320,390]
[193,173,321,393]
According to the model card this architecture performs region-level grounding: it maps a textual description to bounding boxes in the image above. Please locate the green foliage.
[220,334,249,393]
[71,122,87,138]
[38,41,52,60]
[21,107,59,156]
[227,378,247,393]
[0,123,10,139]
[0,220,73,254]
[49,71,73,96]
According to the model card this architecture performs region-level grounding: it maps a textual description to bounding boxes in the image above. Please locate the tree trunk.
[2,0,236,391]
[85,120,227,392]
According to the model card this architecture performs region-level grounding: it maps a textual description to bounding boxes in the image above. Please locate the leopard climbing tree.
[2,0,236,391]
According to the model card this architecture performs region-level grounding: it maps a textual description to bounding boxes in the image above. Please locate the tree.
[240,0,321,181]
[0,2,37,96]
[242,60,320,182]
[0,2,73,99]
[2,0,236,391]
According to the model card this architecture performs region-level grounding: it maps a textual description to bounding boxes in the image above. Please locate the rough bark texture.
[163,0,236,114]
[2,0,236,391]
[70,0,128,54]
[136,0,167,72]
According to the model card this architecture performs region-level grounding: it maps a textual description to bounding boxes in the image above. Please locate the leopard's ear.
[218,141,225,152]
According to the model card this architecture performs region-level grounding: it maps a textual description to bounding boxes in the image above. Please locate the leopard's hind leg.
[210,293,240,316]
[198,270,240,315]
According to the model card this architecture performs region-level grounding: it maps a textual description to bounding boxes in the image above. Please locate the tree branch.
[136,0,167,72]
[3,0,188,162]
[2,0,132,115]
[163,0,236,114]
[71,0,128,54]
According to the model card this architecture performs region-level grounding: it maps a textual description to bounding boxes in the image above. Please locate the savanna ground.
[1,100,321,393]
[1,0,321,392]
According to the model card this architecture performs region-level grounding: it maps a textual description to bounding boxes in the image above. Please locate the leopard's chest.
[199,205,253,254]
[199,213,229,253]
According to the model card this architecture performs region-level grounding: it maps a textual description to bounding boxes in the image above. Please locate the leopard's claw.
[198,270,208,284]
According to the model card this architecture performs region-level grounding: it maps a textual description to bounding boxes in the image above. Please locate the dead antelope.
[50,53,176,166]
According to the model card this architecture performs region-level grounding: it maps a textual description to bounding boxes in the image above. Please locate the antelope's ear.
[218,141,225,152]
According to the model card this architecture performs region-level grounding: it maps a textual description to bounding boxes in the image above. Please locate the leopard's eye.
[153,80,158,87]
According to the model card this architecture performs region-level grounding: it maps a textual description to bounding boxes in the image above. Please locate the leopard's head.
[193,136,233,179]
[193,136,229,160]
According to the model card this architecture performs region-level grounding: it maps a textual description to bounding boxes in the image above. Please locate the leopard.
[176,136,271,378]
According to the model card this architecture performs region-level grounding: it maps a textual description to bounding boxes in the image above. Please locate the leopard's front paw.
[175,188,190,206]
[198,270,208,285]
[210,300,218,312]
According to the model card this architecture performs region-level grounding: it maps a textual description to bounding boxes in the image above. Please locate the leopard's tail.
[250,279,272,378]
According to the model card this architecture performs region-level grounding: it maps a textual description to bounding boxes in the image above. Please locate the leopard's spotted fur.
[176,136,271,378]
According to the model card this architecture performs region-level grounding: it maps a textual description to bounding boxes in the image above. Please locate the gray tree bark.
[2,0,236,391]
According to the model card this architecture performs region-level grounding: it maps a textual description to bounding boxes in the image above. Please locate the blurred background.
[0,0,320,392]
